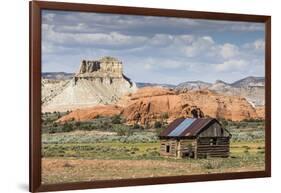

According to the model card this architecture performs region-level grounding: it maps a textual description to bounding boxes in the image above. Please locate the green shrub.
[74,121,81,127]
[154,121,162,128]
[62,123,74,132]
[258,150,265,154]
[148,151,160,157]
[155,127,165,136]
[132,124,144,130]
[49,127,56,134]
[114,125,132,136]
[111,115,122,124]
[203,162,214,169]
[202,160,222,170]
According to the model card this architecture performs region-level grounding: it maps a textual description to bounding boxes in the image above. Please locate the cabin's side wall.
[178,139,197,158]
[196,137,230,158]
[198,122,229,137]
[159,139,178,157]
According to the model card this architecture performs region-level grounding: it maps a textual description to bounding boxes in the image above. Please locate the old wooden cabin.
[159,118,231,159]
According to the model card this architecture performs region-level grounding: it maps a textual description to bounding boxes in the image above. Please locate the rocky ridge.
[175,77,265,106]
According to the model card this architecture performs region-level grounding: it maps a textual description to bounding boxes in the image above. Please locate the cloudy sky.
[42,10,265,85]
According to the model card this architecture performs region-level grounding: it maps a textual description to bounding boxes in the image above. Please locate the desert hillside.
[176,77,265,107]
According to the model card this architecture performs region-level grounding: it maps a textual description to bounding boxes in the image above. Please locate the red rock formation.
[58,87,264,124]
[57,105,122,123]
[121,88,262,125]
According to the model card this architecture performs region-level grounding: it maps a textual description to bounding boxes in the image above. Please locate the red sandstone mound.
[58,87,264,124]
[121,87,263,125]
[57,105,122,123]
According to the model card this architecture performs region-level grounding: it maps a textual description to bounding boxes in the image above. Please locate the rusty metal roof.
[159,118,218,138]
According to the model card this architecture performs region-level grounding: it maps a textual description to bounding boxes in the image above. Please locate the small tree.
[114,125,127,136]
[114,125,133,136]
[49,127,56,134]
[132,123,144,130]
[62,123,74,132]
[57,112,61,118]
[155,127,165,136]
[111,115,122,124]
[74,121,81,128]
[154,121,162,128]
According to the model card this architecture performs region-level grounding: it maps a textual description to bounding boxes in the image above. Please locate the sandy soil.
[42,157,264,184]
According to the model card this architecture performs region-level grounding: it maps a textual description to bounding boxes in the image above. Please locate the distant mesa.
[76,56,123,78]
[42,56,137,112]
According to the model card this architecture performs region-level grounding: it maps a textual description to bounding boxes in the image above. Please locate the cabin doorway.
[166,145,170,153]
[181,144,195,158]
[181,144,194,158]
[182,151,194,158]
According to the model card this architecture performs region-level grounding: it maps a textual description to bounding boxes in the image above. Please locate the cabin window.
[210,138,217,145]
[166,145,170,153]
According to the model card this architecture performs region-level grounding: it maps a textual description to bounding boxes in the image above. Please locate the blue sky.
[42,10,265,84]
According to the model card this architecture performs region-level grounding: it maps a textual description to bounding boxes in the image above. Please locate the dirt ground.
[42,157,264,184]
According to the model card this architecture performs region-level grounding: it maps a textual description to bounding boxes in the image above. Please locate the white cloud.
[254,39,265,50]
[144,63,152,70]
[43,24,149,49]
[149,34,174,47]
[219,43,239,59]
[228,23,264,32]
[243,39,265,51]
[136,58,193,71]
[42,42,54,54]
[214,60,248,72]
[42,10,264,35]
[42,13,55,23]
[175,35,194,44]
[41,10,265,83]
[183,36,215,57]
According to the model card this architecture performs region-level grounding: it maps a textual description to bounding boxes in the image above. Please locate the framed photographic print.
[30,1,271,192]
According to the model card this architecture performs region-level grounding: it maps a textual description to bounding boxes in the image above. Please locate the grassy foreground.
[41,115,265,184]
[41,139,265,184]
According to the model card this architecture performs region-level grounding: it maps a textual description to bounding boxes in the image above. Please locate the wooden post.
[194,139,198,159]
[177,139,181,159]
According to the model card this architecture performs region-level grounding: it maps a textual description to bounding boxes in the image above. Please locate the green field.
[41,113,265,184]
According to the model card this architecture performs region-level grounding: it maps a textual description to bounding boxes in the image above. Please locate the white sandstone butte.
[42,56,137,112]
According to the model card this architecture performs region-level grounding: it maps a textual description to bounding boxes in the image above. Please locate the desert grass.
[41,140,265,184]
[41,119,265,184]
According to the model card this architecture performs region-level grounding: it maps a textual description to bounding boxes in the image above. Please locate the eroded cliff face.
[42,57,137,112]
[75,56,123,78]
[57,87,264,124]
